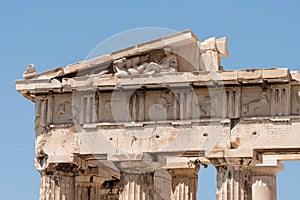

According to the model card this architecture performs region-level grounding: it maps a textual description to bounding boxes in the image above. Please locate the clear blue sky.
[1,1,300,199]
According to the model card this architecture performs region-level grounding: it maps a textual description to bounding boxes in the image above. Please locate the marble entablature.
[16,30,300,200]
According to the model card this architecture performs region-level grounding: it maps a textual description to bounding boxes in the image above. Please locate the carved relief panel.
[98,91,131,123]
[195,88,226,118]
[195,88,210,118]
[129,89,180,122]
[210,88,226,118]
[113,48,179,76]
[242,86,271,117]
[143,90,175,121]
[53,94,73,124]
[98,92,114,123]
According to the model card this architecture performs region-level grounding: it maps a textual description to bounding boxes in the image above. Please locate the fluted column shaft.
[251,163,283,200]
[39,171,75,200]
[119,171,154,200]
[75,176,106,200]
[216,166,252,200]
[167,168,199,200]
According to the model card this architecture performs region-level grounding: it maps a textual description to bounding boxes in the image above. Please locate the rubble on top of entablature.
[113,47,178,76]
[21,30,231,81]
[199,36,228,71]
[23,64,37,79]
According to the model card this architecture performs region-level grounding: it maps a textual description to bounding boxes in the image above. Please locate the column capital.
[210,157,257,169]
[167,166,199,176]
[39,163,79,174]
[252,161,284,176]
[35,153,87,174]
[167,167,199,200]
[212,158,254,200]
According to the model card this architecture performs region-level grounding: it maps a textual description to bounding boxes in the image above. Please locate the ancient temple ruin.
[16,30,300,200]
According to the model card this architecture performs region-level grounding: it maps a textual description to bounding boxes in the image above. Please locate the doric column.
[119,171,154,200]
[39,168,76,200]
[216,166,251,200]
[212,158,255,200]
[115,161,156,200]
[75,176,106,200]
[251,162,283,200]
[154,169,172,200]
[167,167,199,200]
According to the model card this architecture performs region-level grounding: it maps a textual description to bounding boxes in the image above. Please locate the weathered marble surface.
[16,30,300,200]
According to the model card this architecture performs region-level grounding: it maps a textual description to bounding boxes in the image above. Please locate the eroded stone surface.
[16,30,300,200]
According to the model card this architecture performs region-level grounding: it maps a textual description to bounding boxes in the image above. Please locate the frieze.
[53,94,73,124]
[242,86,271,117]
[291,85,300,115]
[270,85,290,116]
